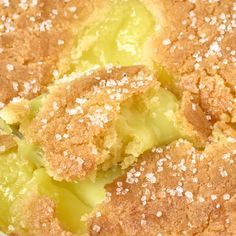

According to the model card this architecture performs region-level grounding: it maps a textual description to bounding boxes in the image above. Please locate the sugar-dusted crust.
[26,65,211,181]
[152,0,236,122]
[26,66,157,181]
[180,91,211,146]
[21,195,73,236]
[0,0,107,109]
[1,0,235,123]
[88,122,236,235]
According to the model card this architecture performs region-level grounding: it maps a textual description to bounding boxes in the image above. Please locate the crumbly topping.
[23,195,73,236]
[153,0,236,122]
[27,66,156,181]
[0,1,235,235]
[0,0,95,109]
[88,122,236,236]
[0,134,16,153]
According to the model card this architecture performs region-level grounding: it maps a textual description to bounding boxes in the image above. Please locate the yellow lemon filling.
[70,0,155,72]
[0,141,120,234]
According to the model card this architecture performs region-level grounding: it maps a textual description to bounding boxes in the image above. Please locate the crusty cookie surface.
[153,0,236,122]
[0,0,235,235]
[0,0,235,125]
[0,0,102,108]
[18,195,73,236]
[88,122,236,236]
[25,65,211,182]
[25,66,157,181]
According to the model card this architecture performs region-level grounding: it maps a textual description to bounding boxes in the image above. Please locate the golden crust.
[88,122,236,236]
[180,91,211,146]
[0,134,17,153]
[0,0,98,108]
[27,65,211,181]
[0,0,235,234]
[27,66,157,181]
[22,195,73,236]
[152,0,236,122]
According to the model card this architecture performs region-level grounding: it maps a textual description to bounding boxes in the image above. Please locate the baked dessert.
[0,0,235,235]
[88,122,236,236]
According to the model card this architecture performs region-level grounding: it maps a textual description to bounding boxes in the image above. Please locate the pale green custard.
[0,141,120,234]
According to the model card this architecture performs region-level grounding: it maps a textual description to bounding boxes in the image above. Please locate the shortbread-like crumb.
[88,122,236,235]
[27,65,211,181]
[0,0,96,108]
[153,0,236,122]
[23,195,73,236]
[27,66,157,181]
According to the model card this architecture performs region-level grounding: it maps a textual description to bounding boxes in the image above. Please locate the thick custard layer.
[71,0,155,71]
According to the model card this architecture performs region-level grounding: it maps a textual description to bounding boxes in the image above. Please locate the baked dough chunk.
[0,0,157,110]
[18,196,73,236]
[88,122,236,235]
[0,0,97,109]
[24,66,210,181]
[24,66,157,181]
[153,0,236,122]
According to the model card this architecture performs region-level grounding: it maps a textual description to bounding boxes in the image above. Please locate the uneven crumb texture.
[24,66,158,181]
[0,139,119,235]
[0,0,96,109]
[153,0,236,122]
[22,196,73,236]
[102,86,181,170]
[0,0,157,111]
[25,65,210,181]
[88,122,236,236]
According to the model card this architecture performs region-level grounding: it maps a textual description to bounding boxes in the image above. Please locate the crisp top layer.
[88,122,236,235]
[26,66,157,181]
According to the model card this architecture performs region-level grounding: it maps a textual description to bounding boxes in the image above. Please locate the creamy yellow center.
[101,86,181,170]
[71,0,155,72]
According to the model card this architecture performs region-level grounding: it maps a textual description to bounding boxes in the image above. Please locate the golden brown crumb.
[180,91,212,146]
[88,122,236,236]
[26,65,211,182]
[26,66,157,181]
[0,0,99,109]
[0,134,17,153]
[23,195,73,236]
[152,0,236,122]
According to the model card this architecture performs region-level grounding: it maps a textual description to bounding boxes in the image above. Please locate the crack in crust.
[26,65,212,182]
[152,0,236,122]
[0,0,97,108]
[27,66,157,181]
[88,122,236,236]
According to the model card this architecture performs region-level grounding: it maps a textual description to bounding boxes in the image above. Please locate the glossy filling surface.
[71,0,155,71]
